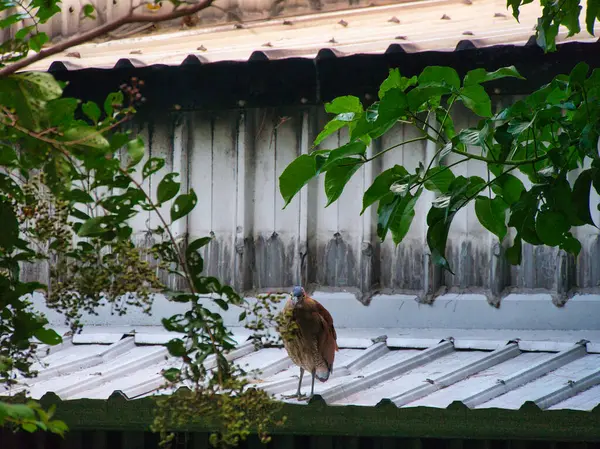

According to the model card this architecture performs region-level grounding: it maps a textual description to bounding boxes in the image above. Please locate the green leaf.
[423,166,455,194]
[103,91,124,116]
[379,69,417,99]
[0,72,62,130]
[572,169,597,227]
[29,32,49,52]
[21,422,38,433]
[407,84,449,112]
[325,96,363,114]
[187,236,212,254]
[214,298,229,310]
[157,173,180,204]
[586,0,600,34]
[378,188,422,244]
[323,141,366,169]
[170,189,198,222]
[63,126,110,150]
[475,196,508,241]
[377,88,409,124]
[496,174,525,205]
[142,157,166,179]
[46,97,78,127]
[70,208,90,220]
[463,66,525,86]
[535,210,569,247]
[110,132,129,151]
[560,233,582,256]
[65,188,94,204]
[314,119,346,146]
[0,13,28,29]
[0,201,19,251]
[31,0,61,22]
[4,403,36,420]
[508,190,542,245]
[507,119,533,136]
[33,328,62,345]
[279,152,328,207]
[563,1,582,37]
[162,367,181,382]
[418,66,461,90]
[166,338,187,357]
[459,84,493,117]
[506,235,522,265]
[569,61,589,87]
[536,17,560,52]
[426,206,455,274]
[362,165,409,214]
[82,3,95,18]
[77,216,109,237]
[0,145,18,166]
[238,311,247,321]
[15,26,35,40]
[170,294,194,303]
[324,158,362,206]
[126,137,145,168]
[82,101,101,124]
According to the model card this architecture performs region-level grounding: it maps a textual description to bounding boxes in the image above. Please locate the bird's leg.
[282,368,307,400]
[297,368,305,398]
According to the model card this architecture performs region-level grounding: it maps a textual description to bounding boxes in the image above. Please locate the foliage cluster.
[1,0,600,446]
[280,63,600,274]
[0,0,285,445]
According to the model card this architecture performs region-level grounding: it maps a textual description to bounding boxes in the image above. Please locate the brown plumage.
[277,286,338,400]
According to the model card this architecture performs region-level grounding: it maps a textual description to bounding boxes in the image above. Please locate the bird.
[277,286,338,400]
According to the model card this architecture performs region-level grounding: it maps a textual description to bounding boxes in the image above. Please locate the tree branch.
[0,0,215,77]
[363,136,428,162]
[451,148,548,165]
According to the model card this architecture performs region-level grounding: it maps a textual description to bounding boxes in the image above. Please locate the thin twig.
[451,148,548,165]
[0,0,215,76]
[363,136,428,163]
[410,157,469,192]
[119,167,225,384]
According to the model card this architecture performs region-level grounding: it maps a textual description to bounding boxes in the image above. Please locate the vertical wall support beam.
[420,114,443,303]
[553,249,572,306]
[171,114,189,240]
[489,242,504,307]
[360,142,374,296]
[165,115,189,291]
[297,110,310,287]
[489,97,507,306]
[234,111,252,292]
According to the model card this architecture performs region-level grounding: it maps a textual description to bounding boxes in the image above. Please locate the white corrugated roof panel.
[8,327,599,413]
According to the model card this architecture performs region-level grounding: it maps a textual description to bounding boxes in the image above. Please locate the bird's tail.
[315,363,333,382]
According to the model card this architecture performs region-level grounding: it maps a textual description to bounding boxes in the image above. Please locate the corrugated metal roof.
[6,327,600,412]
[26,0,598,72]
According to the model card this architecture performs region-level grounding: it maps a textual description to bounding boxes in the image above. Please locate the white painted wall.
[20,106,600,304]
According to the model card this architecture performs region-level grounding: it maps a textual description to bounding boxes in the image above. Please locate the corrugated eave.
[21,0,600,73]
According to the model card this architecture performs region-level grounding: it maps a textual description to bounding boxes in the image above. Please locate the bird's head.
[291,286,305,305]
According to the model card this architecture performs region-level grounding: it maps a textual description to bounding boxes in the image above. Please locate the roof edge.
[3,393,597,439]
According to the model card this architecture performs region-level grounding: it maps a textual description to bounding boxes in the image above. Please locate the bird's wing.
[313,299,338,342]
[310,298,339,369]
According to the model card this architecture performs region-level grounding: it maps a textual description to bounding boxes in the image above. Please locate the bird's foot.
[282,393,308,401]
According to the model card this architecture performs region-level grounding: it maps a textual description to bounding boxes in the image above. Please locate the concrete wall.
[21,102,600,305]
